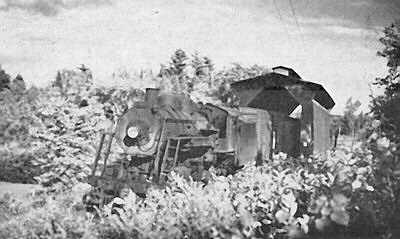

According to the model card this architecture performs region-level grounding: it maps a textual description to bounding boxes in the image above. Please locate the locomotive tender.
[87,66,335,205]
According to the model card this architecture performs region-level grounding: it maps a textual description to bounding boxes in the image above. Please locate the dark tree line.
[0,65,26,93]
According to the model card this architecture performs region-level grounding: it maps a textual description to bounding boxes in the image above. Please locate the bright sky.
[0,0,398,114]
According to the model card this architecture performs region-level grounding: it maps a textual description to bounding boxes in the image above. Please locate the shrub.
[1,149,379,239]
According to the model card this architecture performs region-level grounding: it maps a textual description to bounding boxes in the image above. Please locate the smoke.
[0,0,112,16]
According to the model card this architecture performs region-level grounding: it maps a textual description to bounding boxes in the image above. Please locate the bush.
[0,75,41,183]
[0,143,42,183]
[0,148,385,239]
[368,19,400,236]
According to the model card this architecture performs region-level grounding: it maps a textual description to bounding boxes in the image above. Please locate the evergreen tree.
[11,74,26,95]
[0,65,11,91]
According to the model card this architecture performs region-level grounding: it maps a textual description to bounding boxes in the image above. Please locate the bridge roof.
[231,72,335,110]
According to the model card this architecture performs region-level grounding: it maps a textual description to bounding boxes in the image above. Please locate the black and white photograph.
[0,0,399,238]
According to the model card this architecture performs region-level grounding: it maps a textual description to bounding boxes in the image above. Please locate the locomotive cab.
[202,104,272,166]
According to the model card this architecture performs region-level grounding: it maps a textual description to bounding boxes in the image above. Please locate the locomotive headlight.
[127,126,140,138]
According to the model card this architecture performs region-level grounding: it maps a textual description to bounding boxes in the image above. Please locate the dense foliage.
[0,147,383,239]
[0,74,41,183]
[1,19,400,237]
[371,20,400,142]
[367,19,400,236]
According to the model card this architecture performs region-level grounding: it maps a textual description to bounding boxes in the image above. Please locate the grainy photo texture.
[0,0,399,238]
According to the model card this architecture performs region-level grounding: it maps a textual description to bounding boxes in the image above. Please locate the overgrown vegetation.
[1,19,400,238]
[0,148,383,239]
[368,19,400,236]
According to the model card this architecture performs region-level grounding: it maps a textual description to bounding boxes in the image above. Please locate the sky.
[0,0,399,114]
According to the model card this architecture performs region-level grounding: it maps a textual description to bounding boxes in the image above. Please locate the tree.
[191,53,214,87]
[341,97,362,136]
[368,19,400,235]
[54,71,62,88]
[156,50,271,106]
[0,65,11,91]
[371,20,400,142]
[11,74,26,95]
[157,49,216,97]
[158,49,190,93]
[212,63,270,107]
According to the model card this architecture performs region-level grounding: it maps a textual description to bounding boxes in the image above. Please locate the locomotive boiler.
[86,88,272,206]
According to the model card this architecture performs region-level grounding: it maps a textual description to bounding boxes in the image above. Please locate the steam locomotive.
[86,88,271,206]
[85,66,335,207]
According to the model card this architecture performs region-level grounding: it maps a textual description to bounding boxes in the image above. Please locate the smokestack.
[145,88,160,106]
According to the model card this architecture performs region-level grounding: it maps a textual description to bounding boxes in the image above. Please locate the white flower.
[352,180,362,190]
[297,215,310,234]
[356,167,368,175]
[366,154,373,161]
[377,137,390,151]
[371,119,381,128]
[348,158,358,165]
[369,132,378,140]
[278,152,288,160]
[365,185,374,191]
[275,208,291,224]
